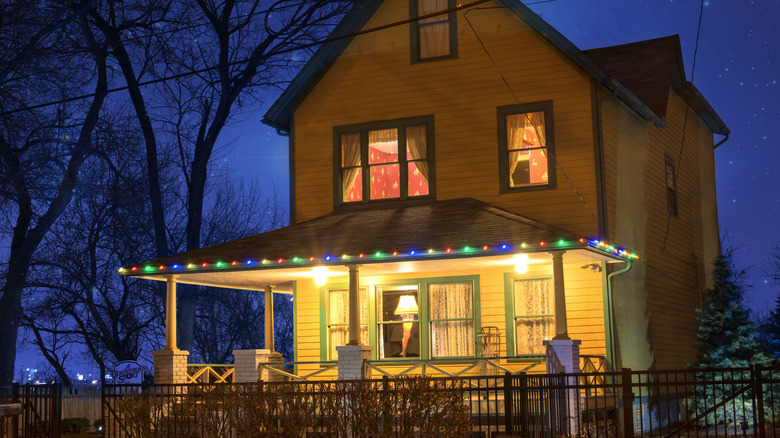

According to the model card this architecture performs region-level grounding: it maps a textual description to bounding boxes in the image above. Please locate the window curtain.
[405,125,429,183]
[507,112,546,181]
[429,283,473,357]
[341,133,361,201]
[514,279,553,355]
[329,288,368,359]
[418,0,450,58]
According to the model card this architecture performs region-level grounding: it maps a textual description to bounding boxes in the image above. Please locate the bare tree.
[86,0,350,350]
[21,115,165,384]
[0,1,110,386]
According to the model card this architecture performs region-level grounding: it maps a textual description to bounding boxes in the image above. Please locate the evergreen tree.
[694,253,772,367]
[761,295,780,358]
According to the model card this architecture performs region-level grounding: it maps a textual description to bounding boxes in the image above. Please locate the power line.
[461,7,600,227]
[0,0,491,117]
[663,0,705,249]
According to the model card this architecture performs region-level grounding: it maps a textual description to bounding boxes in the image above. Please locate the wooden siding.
[292,0,599,237]
[600,88,719,370]
[293,260,606,378]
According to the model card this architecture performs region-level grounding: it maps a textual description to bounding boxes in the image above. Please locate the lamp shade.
[394,295,419,315]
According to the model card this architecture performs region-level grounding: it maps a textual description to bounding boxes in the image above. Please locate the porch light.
[395,295,419,358]
[313,266,328,286]
[514,254,529,274]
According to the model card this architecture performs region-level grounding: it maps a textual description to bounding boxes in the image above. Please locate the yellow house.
[120,0,728,382]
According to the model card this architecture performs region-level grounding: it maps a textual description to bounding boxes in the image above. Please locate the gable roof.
[119,198,635,278]
[263,0,727,136]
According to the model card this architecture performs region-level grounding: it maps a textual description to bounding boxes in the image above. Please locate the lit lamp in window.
[394,295,418,357]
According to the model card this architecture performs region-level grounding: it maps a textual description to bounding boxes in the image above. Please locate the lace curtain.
[429,282,473,357]
[513,278,553,355]
[328,288,368,359]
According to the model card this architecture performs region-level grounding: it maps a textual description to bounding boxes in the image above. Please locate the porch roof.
[118,199,636,291]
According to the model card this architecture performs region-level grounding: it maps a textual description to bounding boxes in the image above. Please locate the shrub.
[61,417,90,434]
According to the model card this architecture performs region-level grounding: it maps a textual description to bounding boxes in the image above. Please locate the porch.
[118,199,637,384]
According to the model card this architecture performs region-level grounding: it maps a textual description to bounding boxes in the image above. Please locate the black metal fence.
[505,365,780,438]
[98,365,780,438]
[0,384,62,438]
[4,365,779,437]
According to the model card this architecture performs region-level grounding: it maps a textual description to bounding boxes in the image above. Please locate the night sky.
[226,0,780,312]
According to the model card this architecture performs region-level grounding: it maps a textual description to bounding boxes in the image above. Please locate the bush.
[61,417,90,434]
[110,377,472,437]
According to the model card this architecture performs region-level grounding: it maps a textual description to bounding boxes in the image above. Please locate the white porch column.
[154,275,189,384]
[551,251,570,340]
[264,285,275,352]
[165,275,179,350]
[347,264,361,345]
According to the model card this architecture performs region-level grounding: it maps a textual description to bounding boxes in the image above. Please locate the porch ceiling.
[120,198,637,290]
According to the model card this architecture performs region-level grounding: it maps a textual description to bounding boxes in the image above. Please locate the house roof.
[583,36,729,137]
[262,0,728,136]
[119,198,636,279]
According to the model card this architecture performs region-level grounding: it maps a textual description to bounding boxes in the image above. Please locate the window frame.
[409,0,458,63]
[497,101,556,193]
[321,287,371,361]
[332,116,436,207]
[665,154,678,217]
[319,275,480,361]
[503,273,554,359]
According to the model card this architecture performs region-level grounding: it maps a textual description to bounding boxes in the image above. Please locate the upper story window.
[335,116,434,205]
[498,101,556,192]
[410,0,457,62]
[665,154,678,216]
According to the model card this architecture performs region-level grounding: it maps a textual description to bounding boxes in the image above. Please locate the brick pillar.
[544,339,581,437]
[152,349,190,384]
[337,345,374,380]
[233,349,286,382]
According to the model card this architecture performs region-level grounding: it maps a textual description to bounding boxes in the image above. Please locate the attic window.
[410,0,457,62]
[335,116,434,205]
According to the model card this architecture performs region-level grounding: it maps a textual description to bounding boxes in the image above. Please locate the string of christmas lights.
[117,238,638,275]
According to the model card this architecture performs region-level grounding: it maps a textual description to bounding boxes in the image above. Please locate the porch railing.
[186,364,234,384]
[364,356,545,379]
[260,360,338,381]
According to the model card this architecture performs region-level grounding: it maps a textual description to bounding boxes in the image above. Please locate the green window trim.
[319,274,480,361]
[409,0,458,63]
[497,101,556,193]
[503,272,554,359]
[332,116,436,207]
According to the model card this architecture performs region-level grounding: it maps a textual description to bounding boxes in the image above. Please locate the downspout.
[605,261,632,371]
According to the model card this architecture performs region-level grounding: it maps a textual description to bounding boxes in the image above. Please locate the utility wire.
[662,0,705,249]
[0,0,491,117]
[461,7,600,227]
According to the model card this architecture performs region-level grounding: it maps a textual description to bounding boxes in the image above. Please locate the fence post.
[518,372,528,438]
[12,383,19,438]
[51,383,62,438]
[504,372,514,435]
[752,364,765,438]
[621,368,634,438]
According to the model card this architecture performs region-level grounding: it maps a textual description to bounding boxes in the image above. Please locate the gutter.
[713,134,729,149]
[605,261,632,371]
